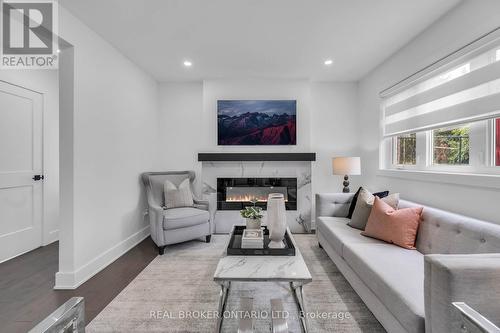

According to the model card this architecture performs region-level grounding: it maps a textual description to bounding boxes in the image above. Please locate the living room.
[1,0,500,332]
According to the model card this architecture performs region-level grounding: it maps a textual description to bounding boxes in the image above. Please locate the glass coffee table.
[213,227,312,332]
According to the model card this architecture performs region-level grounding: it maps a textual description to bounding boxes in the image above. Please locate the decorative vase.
[246,218,261,229]
[266,193,287,248]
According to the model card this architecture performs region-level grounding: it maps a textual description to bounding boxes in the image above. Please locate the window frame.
[392,133,417,169]
[493,118,500,167]
[430,124,471,167]
[386,120,500,176]
[389,132,425,170]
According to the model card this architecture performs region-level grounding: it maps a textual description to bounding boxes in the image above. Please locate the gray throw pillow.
[164,178,194,209]
[348,188,399,230]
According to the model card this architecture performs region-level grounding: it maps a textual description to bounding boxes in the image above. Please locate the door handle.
[32,175,44,181]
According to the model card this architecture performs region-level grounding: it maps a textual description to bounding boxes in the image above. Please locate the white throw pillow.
[164,178,194,209]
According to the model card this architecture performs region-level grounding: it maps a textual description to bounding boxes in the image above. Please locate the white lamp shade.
[332,157,361,176]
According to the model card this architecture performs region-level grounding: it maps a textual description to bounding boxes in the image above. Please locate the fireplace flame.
[226,194,268,202]
[226,194,288,202]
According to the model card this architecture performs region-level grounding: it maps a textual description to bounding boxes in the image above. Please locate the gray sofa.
[142,171,211,254]
[316,193,500,333]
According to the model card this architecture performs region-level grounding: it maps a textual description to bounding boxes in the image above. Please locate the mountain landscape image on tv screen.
[217,100,297,145]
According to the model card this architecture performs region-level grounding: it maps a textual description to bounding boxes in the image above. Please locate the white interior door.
[0,81,43,263]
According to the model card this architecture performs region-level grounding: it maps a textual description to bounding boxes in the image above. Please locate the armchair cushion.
[164,178,194,209]
[193,199,209,211]
[144,171,195,207]
[163,207,210,230]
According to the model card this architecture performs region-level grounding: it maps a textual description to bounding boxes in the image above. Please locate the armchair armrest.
[146,203,165,244]
[193,198,214,233]
[148,201,165,214]
[193,199,209,211]
[424,254,500,333]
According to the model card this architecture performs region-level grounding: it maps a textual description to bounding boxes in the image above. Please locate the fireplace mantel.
[201,156,313,233]
[198,152,316,162]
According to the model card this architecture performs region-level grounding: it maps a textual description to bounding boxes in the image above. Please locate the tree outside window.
[395,133,416,165]
[433,126,470,165]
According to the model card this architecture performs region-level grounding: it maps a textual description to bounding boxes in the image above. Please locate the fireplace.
[217,177,297,211]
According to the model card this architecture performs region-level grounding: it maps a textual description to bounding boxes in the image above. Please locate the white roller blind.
[382,32,500,137]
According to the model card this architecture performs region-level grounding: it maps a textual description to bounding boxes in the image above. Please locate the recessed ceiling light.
[324,59,333,65]
[183,60,192,67]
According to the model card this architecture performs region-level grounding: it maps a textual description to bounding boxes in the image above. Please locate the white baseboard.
[43,229,59,246]
[54,226,151,290]
[0,247,36,264]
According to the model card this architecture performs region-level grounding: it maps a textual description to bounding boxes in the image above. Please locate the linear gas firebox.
[217,177,297,211]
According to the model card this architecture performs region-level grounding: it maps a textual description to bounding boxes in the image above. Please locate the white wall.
[0,70,60,246]
[201,79,312,152]
[358,0,500,224]
[55,6,161,289]
[159,79,359,210]
[158,82,203,176]
[310,82,360,195]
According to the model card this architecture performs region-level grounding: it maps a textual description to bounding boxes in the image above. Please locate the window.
[380,30,500,175]
[433,126,470,165]
[437,63,470,83]
[496,118,500,166]
[394,134,416,165]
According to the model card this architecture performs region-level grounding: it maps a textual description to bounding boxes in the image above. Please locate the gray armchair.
[141,171,211,255]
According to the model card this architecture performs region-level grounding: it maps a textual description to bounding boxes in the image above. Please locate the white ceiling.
[59,0,461,82]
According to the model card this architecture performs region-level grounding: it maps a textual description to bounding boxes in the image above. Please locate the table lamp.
[332,157,361,193]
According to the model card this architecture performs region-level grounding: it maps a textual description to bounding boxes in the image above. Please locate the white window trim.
[390,132,424,170]
[383,119,500,187]
[377,168,500,190]
[391,135,418,169]
[487,119,496,166]
[427,123,474,171]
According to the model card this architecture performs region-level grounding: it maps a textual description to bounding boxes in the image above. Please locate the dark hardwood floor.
[0,237,157,333]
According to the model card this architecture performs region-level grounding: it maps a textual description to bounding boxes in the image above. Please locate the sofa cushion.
[316,216,383,258]
[399,200,500,255]
[163,207,209,230]
[343,243,425,333]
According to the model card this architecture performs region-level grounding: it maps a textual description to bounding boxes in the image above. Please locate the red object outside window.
[496,119,500,166]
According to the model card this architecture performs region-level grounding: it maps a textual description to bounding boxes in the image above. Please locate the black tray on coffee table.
[227,225,296,256]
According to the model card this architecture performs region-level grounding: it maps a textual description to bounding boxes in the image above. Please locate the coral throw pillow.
[362,197,423,250]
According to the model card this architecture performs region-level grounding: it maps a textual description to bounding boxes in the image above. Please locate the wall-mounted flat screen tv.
[217,100,296,145]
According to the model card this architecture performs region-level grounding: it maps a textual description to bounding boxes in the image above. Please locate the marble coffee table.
[213,229,312,332]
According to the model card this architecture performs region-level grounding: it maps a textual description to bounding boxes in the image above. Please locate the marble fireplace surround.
[199,153,315,234]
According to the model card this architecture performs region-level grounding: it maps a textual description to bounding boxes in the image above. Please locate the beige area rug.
[86,235,385,332]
